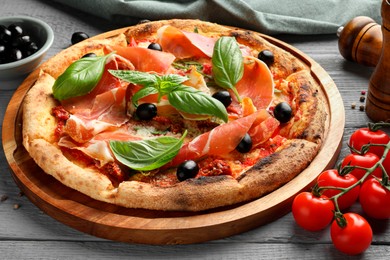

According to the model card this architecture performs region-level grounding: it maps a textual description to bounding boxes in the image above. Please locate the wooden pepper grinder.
[366,0,390,122]
[338,16,382,67]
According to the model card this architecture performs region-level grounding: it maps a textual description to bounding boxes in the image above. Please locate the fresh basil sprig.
[212,37,244,102]
[52,53,113,101]
[109,70,228,122]
[109,130,187,171]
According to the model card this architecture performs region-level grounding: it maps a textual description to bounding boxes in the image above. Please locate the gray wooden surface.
[1,0,389,259]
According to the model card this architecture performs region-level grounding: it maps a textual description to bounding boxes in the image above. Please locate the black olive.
[236,133,252,153]
[21,42,38,57]
[26,42,38,52]
[8,48,23,62]
[148,42,162,51]
[258,50,274,67]
[71,32,89,45]
[177,160,199,181]
[82,52,97,58]
[212,91,232,108]
[135,103,157,120]
[274,102,292,123]
[0,45,5,57]
[11,35,31,48]
[0,45,6,64]
[7,24,23,38]
[0,25,12,43]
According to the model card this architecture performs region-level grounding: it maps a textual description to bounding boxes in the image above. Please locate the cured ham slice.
[170,110,276,166]
[58,127,141,166]
[108,45,176,73]
[157,25,216,59]
[61,57,130,143]
[235,56,274,110]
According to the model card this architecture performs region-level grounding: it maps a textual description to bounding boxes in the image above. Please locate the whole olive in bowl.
[0,16,54,80]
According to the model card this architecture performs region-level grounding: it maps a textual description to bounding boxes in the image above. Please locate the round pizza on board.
[22,19,327,211]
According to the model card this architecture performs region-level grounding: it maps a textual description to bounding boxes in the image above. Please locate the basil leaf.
[52,54,111,101]
[131,87,159,107]
[212,37,244,102]
[160,74,188,86]
[109,70,158,86]
[109,131,187,171]
[168,85,228,122]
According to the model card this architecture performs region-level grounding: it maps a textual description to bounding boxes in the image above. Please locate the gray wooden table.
[1,0,389,259]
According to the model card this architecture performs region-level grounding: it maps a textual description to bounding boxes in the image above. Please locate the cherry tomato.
[359,178,390,219]
[341,152,382,180]
[317,169,360,210]
[292,192,335,231]
[330,213,372,255]
[349,128,390,157]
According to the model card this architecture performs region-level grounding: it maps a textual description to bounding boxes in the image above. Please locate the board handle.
[366,0,390,122]
[338,16,382,67]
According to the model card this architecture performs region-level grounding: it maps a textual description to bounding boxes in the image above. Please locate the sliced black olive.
[82,52,97,58]
[236,133,252,153]
[212,90,232,108]
[71,32,89,45]
[135,103,157,120]
[274,102,292,123]
[258,50,274,67]
[177,160,199,181]
[148,42,162,51]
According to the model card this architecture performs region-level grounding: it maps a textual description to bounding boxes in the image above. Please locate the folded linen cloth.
[51,0,382,34]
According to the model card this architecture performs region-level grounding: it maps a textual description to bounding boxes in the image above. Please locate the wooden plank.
[0,241,388,259]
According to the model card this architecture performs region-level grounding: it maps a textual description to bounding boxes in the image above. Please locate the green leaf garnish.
[52,53,112,101]
[109,130,187,171]
[168,85,228,122]
[109,70,159,87]
[109,70,228,122]
[212,37,244,102]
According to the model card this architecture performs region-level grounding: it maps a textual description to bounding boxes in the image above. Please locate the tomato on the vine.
[359,178,390,219]
[292,192,335,231]
[317,169,360,210]
[330,213,372,255]
[341,152,382,180]
[349,127,390,157]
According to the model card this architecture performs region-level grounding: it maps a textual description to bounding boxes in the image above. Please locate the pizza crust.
[22,72,58,152]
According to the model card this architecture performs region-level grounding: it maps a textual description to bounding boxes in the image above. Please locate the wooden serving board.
[2,27,345,245]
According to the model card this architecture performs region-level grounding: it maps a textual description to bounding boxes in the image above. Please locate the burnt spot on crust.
[237,153,280,182]
[186,175,230,186]
[300,84,310,92]
[313,133,322,141]
[298,131,309,139]
[228,30,266,49]
[135,23,155,35]
[298,94,308,104]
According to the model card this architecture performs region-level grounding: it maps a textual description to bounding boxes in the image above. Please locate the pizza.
[22,19,327,211]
